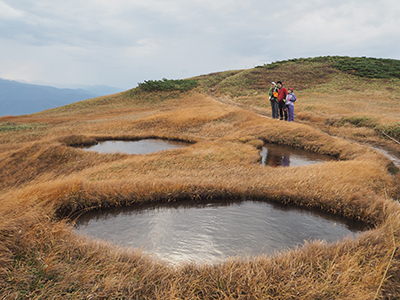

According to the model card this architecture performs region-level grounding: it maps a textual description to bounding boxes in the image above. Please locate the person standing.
[276,81,288,121]
[268,82,279,119]
[285,87,297,122]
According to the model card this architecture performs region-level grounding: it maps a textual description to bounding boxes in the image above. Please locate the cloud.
[0,0,399,89]
[0,1,24,19]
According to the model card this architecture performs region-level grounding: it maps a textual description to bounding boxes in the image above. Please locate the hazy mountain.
[0,79,123,116]
[63,84,124,96]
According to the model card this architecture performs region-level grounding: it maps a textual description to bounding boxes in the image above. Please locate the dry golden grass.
[1,77,400,299]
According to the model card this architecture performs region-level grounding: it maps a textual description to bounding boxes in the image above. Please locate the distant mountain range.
[0,78,124,116]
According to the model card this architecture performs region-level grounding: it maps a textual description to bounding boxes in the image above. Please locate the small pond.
[80,139,190,155]
[260,143,336,167]
[74,200,369,265]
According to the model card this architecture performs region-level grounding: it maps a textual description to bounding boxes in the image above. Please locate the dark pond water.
[260,143,336,167]
[81,139,190,155]
[74,200,368,264]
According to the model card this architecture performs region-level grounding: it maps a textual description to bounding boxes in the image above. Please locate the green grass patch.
[0,122,46,132]
[339,116,378,128]
[377,122,400,140]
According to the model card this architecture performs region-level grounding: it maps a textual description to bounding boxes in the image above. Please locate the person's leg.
[291,105,295,121]
[272,101,279,118]
[284,105,288,121]
[288,105,294,121]
[270,101,274,118]
[278,102,284,120]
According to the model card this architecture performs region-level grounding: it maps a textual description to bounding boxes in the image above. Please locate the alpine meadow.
[1,56,400,299]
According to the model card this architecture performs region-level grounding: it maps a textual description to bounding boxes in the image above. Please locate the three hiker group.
[268,81,296,121]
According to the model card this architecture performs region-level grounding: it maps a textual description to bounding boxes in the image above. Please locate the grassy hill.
[0,56,400,299]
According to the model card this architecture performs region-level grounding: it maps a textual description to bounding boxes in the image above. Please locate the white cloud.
[0,1,24,19]
[0,0,399,89]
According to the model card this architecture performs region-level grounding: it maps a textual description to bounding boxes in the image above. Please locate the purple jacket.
[285,93,296,106]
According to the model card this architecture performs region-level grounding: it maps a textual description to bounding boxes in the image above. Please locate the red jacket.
[277,87,287,103]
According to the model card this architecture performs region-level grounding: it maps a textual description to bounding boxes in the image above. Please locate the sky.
[1,0,399,90]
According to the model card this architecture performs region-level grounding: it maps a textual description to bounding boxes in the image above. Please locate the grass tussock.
[1,59,400,298]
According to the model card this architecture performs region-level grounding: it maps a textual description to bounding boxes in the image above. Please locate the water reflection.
[74,199,369,264]
[80,139,190,155]
[260,143,336,167]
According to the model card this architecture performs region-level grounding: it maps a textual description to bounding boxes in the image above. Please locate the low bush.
[329,56,400,79]
[138,78,198,92]
[261,56,400,80]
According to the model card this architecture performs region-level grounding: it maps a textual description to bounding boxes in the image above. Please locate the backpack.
[272,87,278,98]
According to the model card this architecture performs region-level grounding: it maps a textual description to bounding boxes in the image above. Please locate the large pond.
[260,143,336,167]
[81,139,190,155]
[74,200,368,265]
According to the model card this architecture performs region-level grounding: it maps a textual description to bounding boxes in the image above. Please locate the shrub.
[138,78,198,92]
[260,64,280,70]
[329,56,400,79]
[259,56,400,80]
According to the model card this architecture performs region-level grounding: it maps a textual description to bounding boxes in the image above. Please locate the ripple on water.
[74,200,369,264]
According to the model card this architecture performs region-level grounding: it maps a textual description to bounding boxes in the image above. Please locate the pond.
[74,199,368,265]
[260,143,336,167]
[80,139,190,155]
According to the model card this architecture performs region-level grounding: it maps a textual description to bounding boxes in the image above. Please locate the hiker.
[281,152,290,167]
[285,87,297,122]
[268,82,279,119]
[276,81,288,121]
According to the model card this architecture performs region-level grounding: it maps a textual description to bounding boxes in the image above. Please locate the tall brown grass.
[1,84,400,298]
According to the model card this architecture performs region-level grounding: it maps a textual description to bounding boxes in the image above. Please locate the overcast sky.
[1,0,399,90]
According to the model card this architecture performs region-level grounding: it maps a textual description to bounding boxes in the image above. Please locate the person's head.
[271,81,276,87]
[277,81,283,88]
[288,87,293,94]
